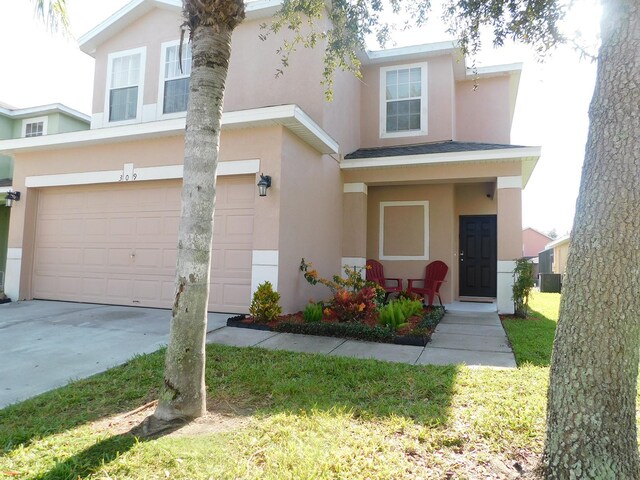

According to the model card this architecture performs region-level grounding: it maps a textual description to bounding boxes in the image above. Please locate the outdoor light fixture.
[4,190,20,208]
[257,174,272,197]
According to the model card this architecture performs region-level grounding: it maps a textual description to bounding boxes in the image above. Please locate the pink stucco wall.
[523,228,552,257]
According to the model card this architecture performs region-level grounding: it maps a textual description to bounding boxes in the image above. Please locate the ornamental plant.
[326,286,378,323]
[303,301,324,323]
[512,258,535,318]
[249,281,282,323]
[300,258,386,305]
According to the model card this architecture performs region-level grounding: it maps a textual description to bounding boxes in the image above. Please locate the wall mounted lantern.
[257,174,272,197]
[5,190,20,207]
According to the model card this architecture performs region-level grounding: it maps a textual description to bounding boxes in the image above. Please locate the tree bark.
[541,0,640,477]
[154,0,244,421]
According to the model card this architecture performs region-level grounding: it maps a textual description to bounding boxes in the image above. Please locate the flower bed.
[227,306,445,346]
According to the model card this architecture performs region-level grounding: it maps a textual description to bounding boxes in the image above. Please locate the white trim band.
[343,183,368,194]
[497,176,523,189]
[25,159,261,188]
[251,250,279,295]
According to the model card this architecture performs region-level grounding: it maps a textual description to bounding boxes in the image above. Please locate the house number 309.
[119,173,138,181]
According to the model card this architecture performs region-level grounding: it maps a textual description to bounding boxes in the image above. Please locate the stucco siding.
[366,184,455,304]
[277,129,342,313]
[455,76,512,144]
[360,55,455,148]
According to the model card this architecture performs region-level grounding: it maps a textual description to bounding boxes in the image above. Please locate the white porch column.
[4,247,21,301]
[496,176,523,314]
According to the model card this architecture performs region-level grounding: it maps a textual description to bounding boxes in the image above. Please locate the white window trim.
[104,46,146,126]
[22,116,48,137]
[379,62,428,139]
[157,39,191,120]
[379,200,429,261]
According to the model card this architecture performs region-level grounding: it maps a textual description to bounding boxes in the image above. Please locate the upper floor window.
[160,41,192,115]
[22,116,48,137]
[379,63,428,138]
[106,47,146,123]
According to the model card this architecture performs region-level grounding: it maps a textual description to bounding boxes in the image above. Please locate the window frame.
[157,39,192,119]
[379,62,429,139]
[378,200,429,261]
[22,116,48,137]
[104,46,146,125]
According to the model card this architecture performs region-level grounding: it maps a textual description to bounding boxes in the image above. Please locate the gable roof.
[79,0,284,55]
[523,227,553,239]
[0,103,90,123]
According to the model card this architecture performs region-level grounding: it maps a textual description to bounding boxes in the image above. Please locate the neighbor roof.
[0,103,90,123]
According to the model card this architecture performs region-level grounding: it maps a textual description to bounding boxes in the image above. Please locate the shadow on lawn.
[3,344,459,475]
[28,419,187,480]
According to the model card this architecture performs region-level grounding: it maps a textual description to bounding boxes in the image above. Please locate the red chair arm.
[407,278,424,290]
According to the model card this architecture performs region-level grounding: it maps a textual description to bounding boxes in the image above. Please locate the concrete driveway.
[0,300,228,409]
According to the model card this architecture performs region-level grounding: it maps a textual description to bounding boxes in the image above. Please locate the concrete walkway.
[1,300,515,408]
[207,304,516,368]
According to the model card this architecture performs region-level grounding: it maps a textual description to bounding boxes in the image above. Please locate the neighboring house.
[540,235,571,276]
[0,0,540,314]
[0,102,90,292]
[522,227,553,259]
[522,227,553,285]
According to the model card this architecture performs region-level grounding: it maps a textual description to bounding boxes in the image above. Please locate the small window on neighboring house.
[380,63,428,138]
[107,48,145,123]
[22,117,48,137]
[161,42,192,114]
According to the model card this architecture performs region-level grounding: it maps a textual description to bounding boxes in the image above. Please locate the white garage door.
[32,176,255,313]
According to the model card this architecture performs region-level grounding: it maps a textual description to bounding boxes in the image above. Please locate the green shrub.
[275,321,394,342]
[303,302,324,323]
[396,298,423,319]
[419,306,445,329]
[512,258,535,318]
[378,302,409,331]
[249,281,282,323]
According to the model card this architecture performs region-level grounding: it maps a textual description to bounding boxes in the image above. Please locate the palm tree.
[32,0,70,34]
[152,0,246,422]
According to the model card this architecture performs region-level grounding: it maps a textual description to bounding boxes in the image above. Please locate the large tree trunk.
[541,0,640,477]
[154,0,244,422]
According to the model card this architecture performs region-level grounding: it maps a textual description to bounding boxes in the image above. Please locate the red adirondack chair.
[407,261,449,306]
[366,259,402,299]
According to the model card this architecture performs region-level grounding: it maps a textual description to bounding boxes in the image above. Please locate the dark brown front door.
[459,215,497,297]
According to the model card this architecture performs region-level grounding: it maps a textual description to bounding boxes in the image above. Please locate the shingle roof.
[344,141,528,160]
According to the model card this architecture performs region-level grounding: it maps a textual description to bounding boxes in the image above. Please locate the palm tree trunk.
[541,0,640,477]
[154,15,237,422]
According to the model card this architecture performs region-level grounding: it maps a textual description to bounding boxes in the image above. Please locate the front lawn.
[2,345,548,478]
[5,291,622,479]
[502,292,560,366]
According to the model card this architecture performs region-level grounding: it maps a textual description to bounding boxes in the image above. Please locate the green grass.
[502,292,560,366]
[1,344,550,479]
[0,293,566,478]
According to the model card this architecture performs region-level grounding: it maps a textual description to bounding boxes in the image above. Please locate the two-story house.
[0,0,539,314]
[0,102,89,293]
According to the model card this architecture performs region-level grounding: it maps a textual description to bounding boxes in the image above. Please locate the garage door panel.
[83,277,106,296]
[84,249,107,266]
[33,178,255,313]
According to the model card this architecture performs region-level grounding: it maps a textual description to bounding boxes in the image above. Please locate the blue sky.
[0,0,600,236]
